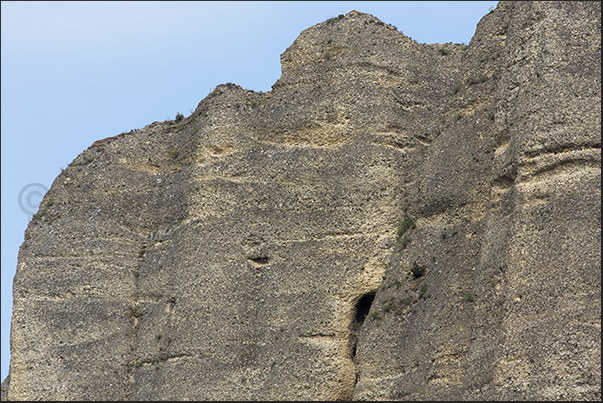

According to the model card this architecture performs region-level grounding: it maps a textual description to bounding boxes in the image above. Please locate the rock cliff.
[3,2,600,400]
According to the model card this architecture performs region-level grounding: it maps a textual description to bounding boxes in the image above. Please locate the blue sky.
[1,1,497,381]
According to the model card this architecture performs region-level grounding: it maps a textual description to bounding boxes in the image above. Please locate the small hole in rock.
[249,257,269,265]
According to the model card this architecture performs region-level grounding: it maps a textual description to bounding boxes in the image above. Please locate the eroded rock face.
[354,2,601,400]
[5,2,600,401]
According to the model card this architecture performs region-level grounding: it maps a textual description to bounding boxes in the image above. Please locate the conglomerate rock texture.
[4,1,601,400]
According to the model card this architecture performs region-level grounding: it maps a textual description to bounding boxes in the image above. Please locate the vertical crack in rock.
[350,292,375,363]
[345,291,376,398]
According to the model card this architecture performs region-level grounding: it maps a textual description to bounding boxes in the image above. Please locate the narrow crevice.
[344,291,377,400]
[523,142,601,158]
[527,157,601,180]
[349,292,376,362]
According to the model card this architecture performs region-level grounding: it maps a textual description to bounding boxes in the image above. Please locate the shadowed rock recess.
[3,2,600,401]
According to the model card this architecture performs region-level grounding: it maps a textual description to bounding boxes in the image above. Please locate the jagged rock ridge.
[3,2,601,400]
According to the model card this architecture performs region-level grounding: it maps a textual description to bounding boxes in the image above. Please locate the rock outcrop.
[4,2,600,400]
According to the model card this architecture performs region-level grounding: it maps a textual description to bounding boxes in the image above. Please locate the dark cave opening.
[355,292,375,325]
[350,291,376,361]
